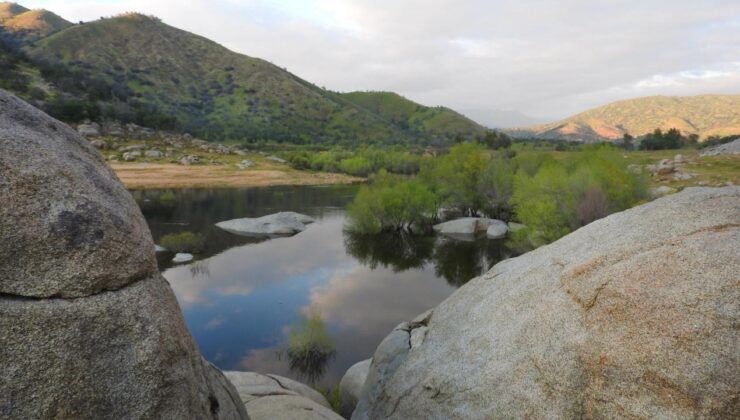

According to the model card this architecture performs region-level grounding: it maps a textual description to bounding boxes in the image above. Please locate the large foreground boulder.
[0,90,248,419]
[354,186,740,419]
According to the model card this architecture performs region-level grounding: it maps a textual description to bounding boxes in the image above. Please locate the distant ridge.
[507,95,740,142]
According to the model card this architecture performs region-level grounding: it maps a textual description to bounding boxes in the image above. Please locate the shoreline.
[111,163,365,189]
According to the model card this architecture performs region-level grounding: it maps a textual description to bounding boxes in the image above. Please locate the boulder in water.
[216,212,314,238]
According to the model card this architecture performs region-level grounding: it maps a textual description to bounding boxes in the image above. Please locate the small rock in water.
[154,245,166,252]
[172,253,193,263]
[486,220,509,239]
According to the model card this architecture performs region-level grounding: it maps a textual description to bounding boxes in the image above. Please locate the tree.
[622,133,634,150]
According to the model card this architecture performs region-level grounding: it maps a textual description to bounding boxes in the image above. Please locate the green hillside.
[0,9,489,146]
[508,95,740,142]
[341,91,487,141]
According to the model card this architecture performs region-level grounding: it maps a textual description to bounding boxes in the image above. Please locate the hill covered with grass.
[0,5,488,146]
[341,91,487,141]
[508,95,740,142]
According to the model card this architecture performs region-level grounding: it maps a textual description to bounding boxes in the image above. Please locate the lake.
[132,185,519,390]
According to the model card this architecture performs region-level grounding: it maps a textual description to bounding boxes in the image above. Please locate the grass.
[105,137,363,188]
[623,149,739,190]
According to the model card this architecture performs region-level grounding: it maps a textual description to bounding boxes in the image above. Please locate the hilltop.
[508,95,740,142]
[341,91,487,141]
[0,6,487,146]
[0,2,72,43]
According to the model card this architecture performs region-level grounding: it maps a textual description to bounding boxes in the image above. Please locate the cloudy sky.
[27,0,740,127]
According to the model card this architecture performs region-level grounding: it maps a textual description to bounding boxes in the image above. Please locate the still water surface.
[132,185,517,389]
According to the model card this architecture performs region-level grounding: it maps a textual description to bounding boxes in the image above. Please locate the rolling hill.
[0,2,71,43]
[507,95,740,142]
[0,4,487,145]
[341,91,487,141]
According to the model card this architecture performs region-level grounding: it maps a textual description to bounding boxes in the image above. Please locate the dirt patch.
[111,163,363,188]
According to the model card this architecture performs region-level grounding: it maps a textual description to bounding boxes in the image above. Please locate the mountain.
[508,95,740,142]
[341,91,487,140]
[0,2,72,43]
[0,6,487,146]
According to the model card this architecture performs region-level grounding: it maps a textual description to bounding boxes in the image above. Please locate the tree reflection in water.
[343,231,435,272]
[285,310,336,385]
[344,230,518,287]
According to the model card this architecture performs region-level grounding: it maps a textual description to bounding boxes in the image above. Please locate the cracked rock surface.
[224,372,341,420]
[353,186,740,419]
[0,90,248,419]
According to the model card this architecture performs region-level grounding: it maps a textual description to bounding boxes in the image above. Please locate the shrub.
[159,231,205,253]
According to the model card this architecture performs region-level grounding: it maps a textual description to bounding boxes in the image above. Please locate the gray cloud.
[30,0,740,126]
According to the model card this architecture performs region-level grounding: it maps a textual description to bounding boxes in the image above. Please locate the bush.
[159,231,205,253]
[511,146,647,244]
[346,171,436,234]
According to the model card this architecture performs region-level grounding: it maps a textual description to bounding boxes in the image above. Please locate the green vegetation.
[159,231,205,253]
[511,148,648,244]
[638,128,698,150]
[508,94,740,142]
[699,134,740,149]
[346,143,649,246]
[341,91,486,143]
[286,310,336,384]
[284,147,423,176]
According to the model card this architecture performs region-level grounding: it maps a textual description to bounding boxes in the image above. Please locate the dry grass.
[111,163,363,189]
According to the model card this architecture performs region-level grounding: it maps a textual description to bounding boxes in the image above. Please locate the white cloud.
[26,0,740,126]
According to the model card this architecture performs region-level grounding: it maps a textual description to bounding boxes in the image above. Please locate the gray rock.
[145,149,163,158]
[649,185,675,198]
[266,155,288,164]
[433,217,494,236]
[154,244,167,252]
[485,219,509,239]
[104,121,124,137]
[338,359,372,418]
[123,151,141,161]
[0,90,156,298]
[77,122,100,137]
[236,159,253,170]
[224,371,329,408]
[180,155,200,165]
[0,89,248,419]
[172,253,194,263]
[216,212,315,237]
[672,171,694,181]
[90,139,107,149]
[354,186,740,419]
[700,138,740,156]
[244,395,341,420]
[119,144,146,152]
[0,276,248,419]
[673,154,685,164]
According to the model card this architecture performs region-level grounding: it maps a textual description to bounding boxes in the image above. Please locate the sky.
[25,0,740,127]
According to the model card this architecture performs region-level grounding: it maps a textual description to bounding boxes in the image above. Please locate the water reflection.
[136,186,521,389]
[344,231,515,286]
